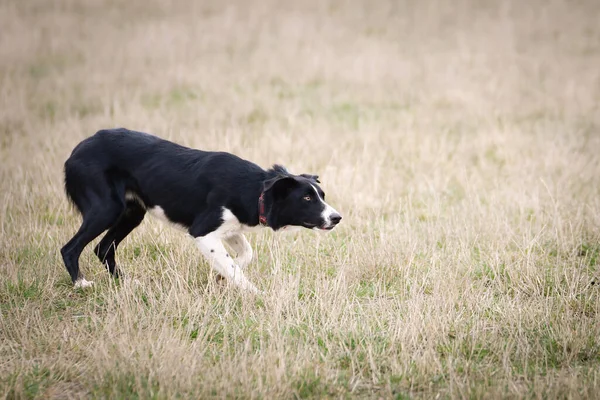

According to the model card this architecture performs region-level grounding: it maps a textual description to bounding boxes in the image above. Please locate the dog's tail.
[64,158,84,215]
[63,136,96,216]
[63,132,131,216]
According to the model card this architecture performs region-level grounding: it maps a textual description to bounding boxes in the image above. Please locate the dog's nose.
[330,213,342,225]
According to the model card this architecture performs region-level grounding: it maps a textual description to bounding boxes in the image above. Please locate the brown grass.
[1,0,600,398]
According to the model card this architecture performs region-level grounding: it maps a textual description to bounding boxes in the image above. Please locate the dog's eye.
[303,195,312,202]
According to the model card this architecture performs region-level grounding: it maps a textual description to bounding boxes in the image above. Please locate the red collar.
[258,192,267,225]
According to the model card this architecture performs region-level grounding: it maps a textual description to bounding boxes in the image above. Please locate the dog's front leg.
[224,233,253,269]
[195,232,259,293]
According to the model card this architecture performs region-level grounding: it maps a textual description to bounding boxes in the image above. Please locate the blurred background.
[1,0,599,398]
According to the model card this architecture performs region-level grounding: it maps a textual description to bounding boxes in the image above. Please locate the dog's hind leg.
[94,201,146,277]
[224,234,253,269]
[61,195,125,288]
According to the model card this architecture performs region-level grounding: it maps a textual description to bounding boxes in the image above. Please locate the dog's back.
[65,129,174,213]
[65,128,265,219]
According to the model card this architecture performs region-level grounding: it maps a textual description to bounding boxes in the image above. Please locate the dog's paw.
[74,278,94,289]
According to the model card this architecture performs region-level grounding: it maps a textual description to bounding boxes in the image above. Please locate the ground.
[1,0,600,398]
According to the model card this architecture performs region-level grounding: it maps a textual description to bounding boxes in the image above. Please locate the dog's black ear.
[263,176,299,199]
[300,174,320,183]
[271,164,290,175]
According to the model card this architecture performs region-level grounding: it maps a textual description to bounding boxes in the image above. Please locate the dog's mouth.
[304,222,336,231]
[319,225,335,231]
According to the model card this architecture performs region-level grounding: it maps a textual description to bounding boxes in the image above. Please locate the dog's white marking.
[220,208,264,235]
[310,184,339,226]
[224,233,253,269]
[74,278,94,289]
[195,232,259,293]
[147,206,188,232]
[125,192,187,232]
[125,191,145,206]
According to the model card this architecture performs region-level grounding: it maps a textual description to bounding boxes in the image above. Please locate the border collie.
[61,128,341,293]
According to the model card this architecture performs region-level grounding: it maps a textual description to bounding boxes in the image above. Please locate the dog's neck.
[257,192,268,226]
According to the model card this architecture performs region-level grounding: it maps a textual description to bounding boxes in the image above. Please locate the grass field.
[1,0,600,398]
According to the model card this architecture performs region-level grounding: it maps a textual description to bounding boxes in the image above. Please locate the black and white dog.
[61,128,341,293]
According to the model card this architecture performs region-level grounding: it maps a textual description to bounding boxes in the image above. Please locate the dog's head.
[263,165,341,231]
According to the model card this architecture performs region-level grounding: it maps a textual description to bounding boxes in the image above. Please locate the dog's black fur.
[61,128,341,286]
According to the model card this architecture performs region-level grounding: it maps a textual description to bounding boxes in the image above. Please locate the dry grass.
[1,0,600,398]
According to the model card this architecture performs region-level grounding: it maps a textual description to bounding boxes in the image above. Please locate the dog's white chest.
[218,208,263,238]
